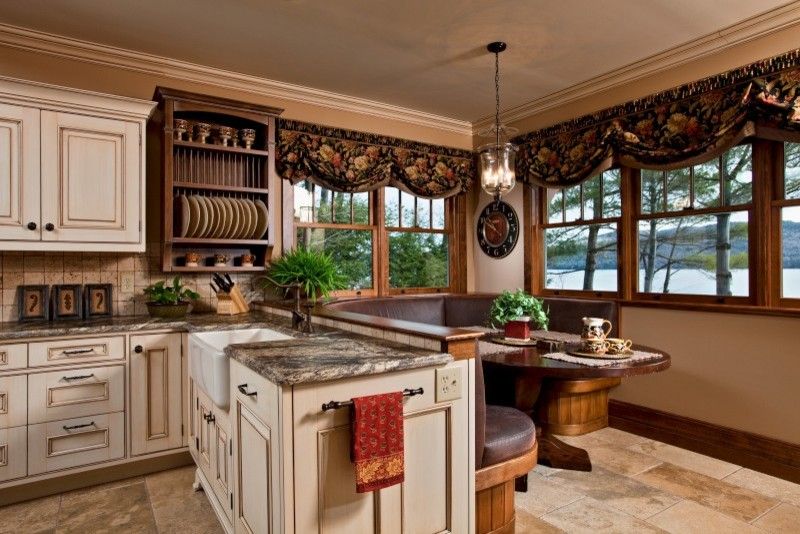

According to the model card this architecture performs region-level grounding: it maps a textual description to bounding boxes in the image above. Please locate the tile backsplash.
[0,244,264,322]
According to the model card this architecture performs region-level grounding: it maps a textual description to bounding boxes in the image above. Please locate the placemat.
[542,348,664,367]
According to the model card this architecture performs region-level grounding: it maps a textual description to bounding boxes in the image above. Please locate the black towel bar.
[321,387,424,412]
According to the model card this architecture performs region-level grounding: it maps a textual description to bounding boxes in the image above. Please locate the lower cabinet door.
[0,426,27,482]
[233,401,273,534]
[292,362,471,534]
[210,415,234,523]
[130,333,183,455]
[28,412,125,475]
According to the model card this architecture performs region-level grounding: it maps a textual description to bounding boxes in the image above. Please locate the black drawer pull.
[62,348,95,356]
[62,374,94,382]
[63,421,95,431]
[237,384,257,397]
[203,413,216,423]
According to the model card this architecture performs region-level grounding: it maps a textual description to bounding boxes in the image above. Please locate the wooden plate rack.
[154,88,283,272]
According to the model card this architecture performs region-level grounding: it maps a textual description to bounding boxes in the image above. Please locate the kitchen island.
[188,315,474,534]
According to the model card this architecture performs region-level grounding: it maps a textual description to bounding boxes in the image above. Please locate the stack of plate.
[174,194,269,239]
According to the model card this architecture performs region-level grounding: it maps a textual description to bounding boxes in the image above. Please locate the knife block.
[216,286,250,315]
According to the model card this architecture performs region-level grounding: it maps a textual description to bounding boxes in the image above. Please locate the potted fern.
[489,289,548,340]
[143,277,200,319]
[262,248,347,303]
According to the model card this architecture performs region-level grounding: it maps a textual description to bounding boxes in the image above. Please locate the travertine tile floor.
[1,427,798,533]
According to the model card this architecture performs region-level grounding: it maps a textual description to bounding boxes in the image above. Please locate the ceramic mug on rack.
[241,253,255,267]
[184,251,200,267]
[213,254,229,267]
[581,316,613,340]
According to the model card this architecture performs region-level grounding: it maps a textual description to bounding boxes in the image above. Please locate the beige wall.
[470,29,800,443]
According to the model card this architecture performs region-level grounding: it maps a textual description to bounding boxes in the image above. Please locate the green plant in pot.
[143,276,200,319]
[262,248,347,303]
[489,289,548,339]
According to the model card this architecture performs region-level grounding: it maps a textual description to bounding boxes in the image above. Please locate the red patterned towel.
[351,391,404,493]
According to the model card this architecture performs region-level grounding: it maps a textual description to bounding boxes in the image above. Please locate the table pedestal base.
[536,377,622,436]
[537,432,592,471]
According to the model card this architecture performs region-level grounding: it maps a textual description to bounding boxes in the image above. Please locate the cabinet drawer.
[0,426,27,482]
[230,360,278,426]
[28,365,124,424]
[28,412,125,475]
[0,374,27,429]
[29,336,124,367]
[0,344,27,371]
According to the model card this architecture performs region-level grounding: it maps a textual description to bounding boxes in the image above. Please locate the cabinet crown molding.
[0,75,156,120]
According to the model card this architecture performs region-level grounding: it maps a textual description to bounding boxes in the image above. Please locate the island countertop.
[225,333,452,386]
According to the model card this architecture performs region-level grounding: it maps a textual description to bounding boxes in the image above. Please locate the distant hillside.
[548,221,800,270]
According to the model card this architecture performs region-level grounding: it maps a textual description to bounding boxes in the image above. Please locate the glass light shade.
[479,142,517,199]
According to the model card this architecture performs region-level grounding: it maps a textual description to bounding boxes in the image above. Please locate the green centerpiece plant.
[488,289,549,330]
[143,276,200,319]
[263,248,347,303]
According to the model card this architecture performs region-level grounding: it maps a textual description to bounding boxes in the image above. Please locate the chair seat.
[481,405,537,468]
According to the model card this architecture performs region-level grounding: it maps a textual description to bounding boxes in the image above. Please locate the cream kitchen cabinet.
[130,333,184,456]
[0,76,155,251]
[226,357,472,534]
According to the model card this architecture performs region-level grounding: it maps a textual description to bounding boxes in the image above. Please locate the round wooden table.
[481,342,670,474]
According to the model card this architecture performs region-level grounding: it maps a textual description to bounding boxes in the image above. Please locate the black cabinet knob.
[134,345,143,353]
[27,222,37,230]
[44,223,55,231]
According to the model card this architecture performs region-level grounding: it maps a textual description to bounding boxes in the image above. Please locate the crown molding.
[0,22,473,136]
[473,1,800,134]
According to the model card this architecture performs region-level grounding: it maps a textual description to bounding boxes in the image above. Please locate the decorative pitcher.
[581,317,612,340]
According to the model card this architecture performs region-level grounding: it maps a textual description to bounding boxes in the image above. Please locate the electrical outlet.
[436,367,462,402]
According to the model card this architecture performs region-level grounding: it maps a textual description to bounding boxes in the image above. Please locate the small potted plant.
[261,248,347,303]
[143,276,200,319]
[488,289,548,340]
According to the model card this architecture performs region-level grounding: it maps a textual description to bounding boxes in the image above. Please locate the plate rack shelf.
[154,88,283,272]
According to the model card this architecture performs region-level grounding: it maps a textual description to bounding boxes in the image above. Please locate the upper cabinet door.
[40,111,142,245]
[0,103,40,241]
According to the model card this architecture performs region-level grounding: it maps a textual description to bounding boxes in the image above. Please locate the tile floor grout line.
[747,500,783,524]
[642,497,684,521]
[142,473,161,533]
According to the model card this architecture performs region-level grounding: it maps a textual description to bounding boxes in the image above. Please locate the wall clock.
[477,201,519,258]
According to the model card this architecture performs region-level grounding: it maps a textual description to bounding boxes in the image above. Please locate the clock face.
[477,201,519,258]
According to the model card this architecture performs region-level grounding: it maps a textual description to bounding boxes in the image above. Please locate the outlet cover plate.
[436,367,462,402]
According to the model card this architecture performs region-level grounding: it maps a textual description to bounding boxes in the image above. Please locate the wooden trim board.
[609,400,800,484]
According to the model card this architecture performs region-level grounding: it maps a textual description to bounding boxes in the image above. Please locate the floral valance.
[515,48,800,188]
[276,119,474,198]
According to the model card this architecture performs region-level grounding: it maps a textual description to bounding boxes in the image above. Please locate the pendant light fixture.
[478,41,517,202]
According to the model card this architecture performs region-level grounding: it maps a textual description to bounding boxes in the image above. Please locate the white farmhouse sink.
[188,328,292,410]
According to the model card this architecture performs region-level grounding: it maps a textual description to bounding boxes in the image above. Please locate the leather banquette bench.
[325,293,617,533]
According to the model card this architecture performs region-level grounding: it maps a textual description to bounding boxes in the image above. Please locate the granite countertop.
[226,333,452,385]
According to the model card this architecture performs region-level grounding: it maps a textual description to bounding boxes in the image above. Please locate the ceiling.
[0,0,793,122]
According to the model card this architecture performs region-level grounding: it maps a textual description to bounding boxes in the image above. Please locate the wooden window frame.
[772,141,800,308]
[289,182,465,297]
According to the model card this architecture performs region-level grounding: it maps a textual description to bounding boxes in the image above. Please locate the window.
[780,142,800,300]
[384,187,449,290]
[637,145,752,298]
[293,182,455,295]
[542,170,621,293]
[293,181,373,291]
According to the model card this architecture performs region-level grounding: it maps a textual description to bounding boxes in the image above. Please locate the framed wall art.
[84,284,113,318]
[17,285,50,322]
[52,284,83,320]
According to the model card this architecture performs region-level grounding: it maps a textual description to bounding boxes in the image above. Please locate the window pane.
[641,170,665,213]
[314,185,333,223]
[384,187,400,227]
[602,169,622,218]
[544,223,618,291]
[417,198,431,228]
[389,232,448,288]
[582,175,601,220]
[637,212,749,296]
[564,185,582,222]
[353,192,370,225]
[432,198,445,229]
[547,189,563,223]
[293,181,313,223]
[723,144,752,206]
[693,159,720,209]
[333,191,351,224]
[296,227,373,289]
[783,206,800,298]
[400,190,416,227]
[785,142,800,200]
[666,167,691,211]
